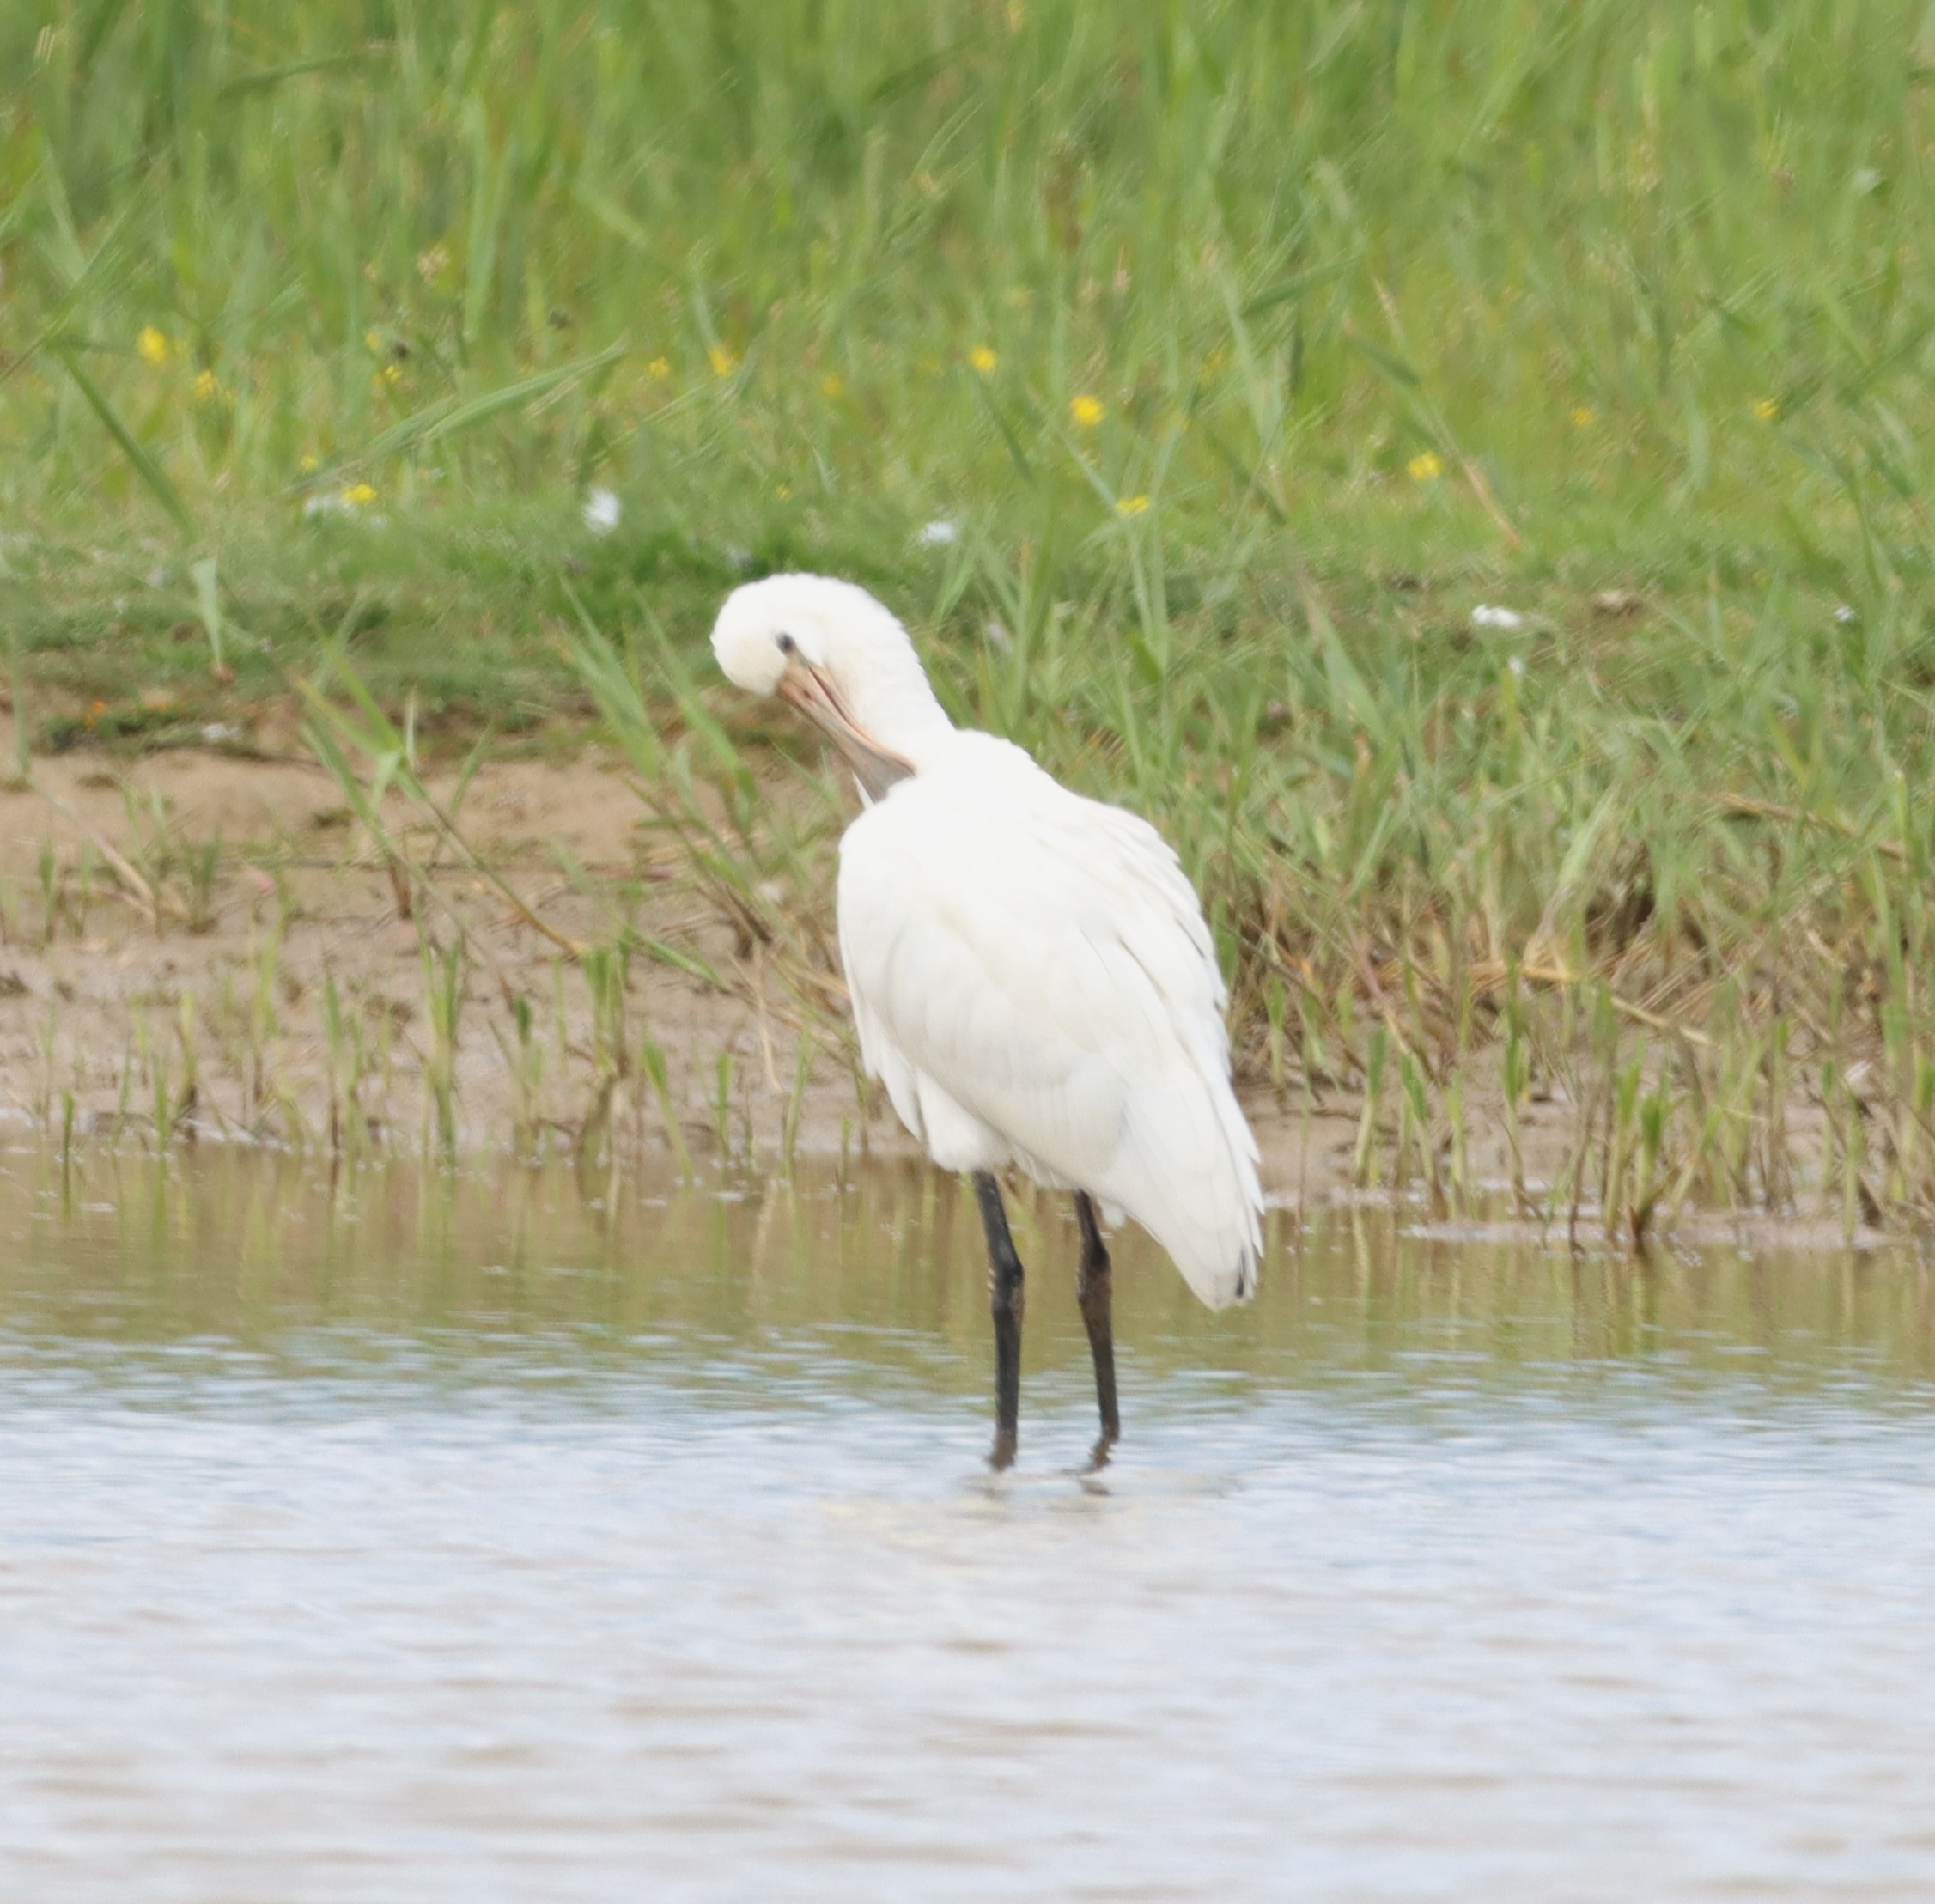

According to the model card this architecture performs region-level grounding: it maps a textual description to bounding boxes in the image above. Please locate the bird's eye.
[776,631,797,656]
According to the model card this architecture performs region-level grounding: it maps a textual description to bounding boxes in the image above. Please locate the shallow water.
[3,1150,1934,1901]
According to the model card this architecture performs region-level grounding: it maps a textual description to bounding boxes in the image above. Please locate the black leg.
[973,1171,1025,1470]
[1074,1192,1121,1469]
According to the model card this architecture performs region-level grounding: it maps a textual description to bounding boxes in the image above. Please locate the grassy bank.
[5,2,1935,1229]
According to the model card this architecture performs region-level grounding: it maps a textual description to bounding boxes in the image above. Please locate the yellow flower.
[1408,450,1444,483]
[137,326,171,367]
[819,372,843,399]
[299,453,321,472]
[192,369,221,403]
[1571,405,1597,429]
[968,345,998,374]
[775,484,792,500]
[1754,397,1780,422]
[363,328,382,353]
[382,362,402,386]
[1069,394,1104,428]
[343,482,377,507]
[1116,494,1150,517]
[709,344,738,377]
[648,356,672,381]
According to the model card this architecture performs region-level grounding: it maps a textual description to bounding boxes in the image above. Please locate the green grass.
[8,3,1935,642]
[7,0,1935,1219]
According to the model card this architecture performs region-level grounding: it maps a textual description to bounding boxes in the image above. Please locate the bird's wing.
[837,751,1260,1306]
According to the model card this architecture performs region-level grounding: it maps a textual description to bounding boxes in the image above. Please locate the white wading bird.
[712,574,1262,1469]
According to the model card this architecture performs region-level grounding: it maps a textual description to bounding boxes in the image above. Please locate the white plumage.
[712,573,1262,1312]
[840,735,1261,1305]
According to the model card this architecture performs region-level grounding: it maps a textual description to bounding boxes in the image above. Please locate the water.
[3,1150,1934,1901]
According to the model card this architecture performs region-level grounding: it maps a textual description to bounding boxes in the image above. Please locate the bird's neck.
[851,673,956,770]
[831,611,958,770]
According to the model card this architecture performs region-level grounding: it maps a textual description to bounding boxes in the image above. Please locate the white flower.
[1507,655,1526,678]
[1835,605,1858,625]
[1470,605,1525,631]
[917,519,959,547]
[302,493,350,520]
[582,487,622,536]
[983,618,1012,652]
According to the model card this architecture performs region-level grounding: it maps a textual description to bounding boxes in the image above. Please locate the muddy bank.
[0,747,833,1143]
[0,749,1861,1246]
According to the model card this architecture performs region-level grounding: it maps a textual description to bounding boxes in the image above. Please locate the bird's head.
[710,573,952,794]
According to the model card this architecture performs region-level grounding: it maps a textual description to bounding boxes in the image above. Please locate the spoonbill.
[711,574,1261,1469]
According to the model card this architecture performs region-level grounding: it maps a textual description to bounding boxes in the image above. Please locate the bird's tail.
[1112,1071,1263,1311]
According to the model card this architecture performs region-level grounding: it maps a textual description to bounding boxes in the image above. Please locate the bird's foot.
[988,1426,1018,1473]
[1083,1428,1118,1475]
